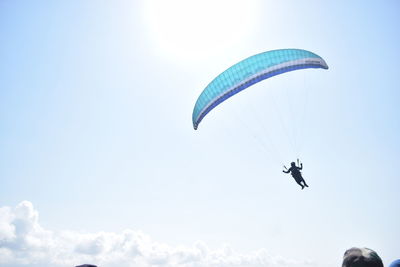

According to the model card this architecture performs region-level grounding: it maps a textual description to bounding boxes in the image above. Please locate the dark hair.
[342,247,383,267]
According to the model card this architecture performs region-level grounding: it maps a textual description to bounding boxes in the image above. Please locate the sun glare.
[143,0,260,62]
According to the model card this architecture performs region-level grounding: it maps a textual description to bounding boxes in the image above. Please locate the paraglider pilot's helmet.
[291,162,296,167]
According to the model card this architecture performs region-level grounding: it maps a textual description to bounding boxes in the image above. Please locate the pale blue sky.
[0,1,399,267]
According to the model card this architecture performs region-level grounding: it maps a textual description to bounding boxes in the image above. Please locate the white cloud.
[0,201,314,267]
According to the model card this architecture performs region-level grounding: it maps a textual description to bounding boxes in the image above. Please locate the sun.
[142,0,260,62]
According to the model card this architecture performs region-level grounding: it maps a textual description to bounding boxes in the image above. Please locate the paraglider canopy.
[192,49,328,130]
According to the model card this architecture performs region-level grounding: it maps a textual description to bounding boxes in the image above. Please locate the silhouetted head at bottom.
[342,247,383,267]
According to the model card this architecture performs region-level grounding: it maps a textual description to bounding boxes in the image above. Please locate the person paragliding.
[283,159,309,189]
[192,49,327,191]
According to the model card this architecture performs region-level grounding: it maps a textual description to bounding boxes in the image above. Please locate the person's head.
[291,162,296,167]
[389,259,400,267]
[342,247,383,267]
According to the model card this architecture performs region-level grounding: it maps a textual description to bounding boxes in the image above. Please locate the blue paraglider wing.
[192,49,328,130]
